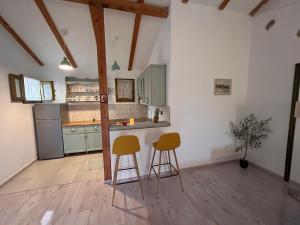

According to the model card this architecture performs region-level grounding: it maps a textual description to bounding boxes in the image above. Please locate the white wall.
[147,0,252,169]
[0,28,40,185]
[246,2,300,182]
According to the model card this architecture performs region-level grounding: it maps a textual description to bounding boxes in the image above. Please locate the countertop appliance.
[33,104,68,160]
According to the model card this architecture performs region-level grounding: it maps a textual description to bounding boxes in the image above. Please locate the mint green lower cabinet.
[86,132,102,152]
[63,132,86,154]
[63,126,102,154]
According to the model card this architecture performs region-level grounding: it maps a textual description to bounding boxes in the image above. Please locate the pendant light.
[59,29,73,71]
[112,60,120,71]
[111,35,120,71]
[59,57,73,71]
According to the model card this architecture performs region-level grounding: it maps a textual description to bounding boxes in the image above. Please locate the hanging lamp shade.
[111,60,120,71]
[59,57,73,71]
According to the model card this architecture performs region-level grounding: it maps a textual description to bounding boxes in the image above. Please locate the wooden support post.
[64,0,169,18]
[89,2,112,181]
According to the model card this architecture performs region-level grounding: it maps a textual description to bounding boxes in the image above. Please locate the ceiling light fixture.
[112,60,120,71]
[59,57,73,71]
[111,35,120,71]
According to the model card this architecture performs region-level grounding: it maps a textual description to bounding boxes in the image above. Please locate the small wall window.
[115,78,135,102]
[8,74,55,103]
[8,74,24,102]
[41,81,55,101]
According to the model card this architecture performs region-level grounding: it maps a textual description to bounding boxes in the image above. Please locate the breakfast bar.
[109,120,171,181]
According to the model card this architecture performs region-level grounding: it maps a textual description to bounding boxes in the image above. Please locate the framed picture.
[115,78,135,102]
[100,94,108,103]
[214,79,232,95]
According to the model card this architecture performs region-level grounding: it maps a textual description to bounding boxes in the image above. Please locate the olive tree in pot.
[230,114,272,169]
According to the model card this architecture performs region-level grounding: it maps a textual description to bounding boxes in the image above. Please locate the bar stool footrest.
[118,166,136,171]
[116,179,139,185]
[150,162,179,179]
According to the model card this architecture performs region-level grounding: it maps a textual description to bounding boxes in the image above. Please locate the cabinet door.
[150,66,166,106]
[145,68,152,105]
[63,133,86,154]
[137,77,142,102]
[86,132,102,152]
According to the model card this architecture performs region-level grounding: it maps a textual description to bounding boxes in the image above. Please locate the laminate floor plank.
[0,161,299,225]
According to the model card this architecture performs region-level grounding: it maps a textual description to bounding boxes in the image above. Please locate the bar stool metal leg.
[173,150,184,192]
[133,153,144,200]
[112,155,120,206]
[168,151,172,174]
[148,149,156,178]
[157,151,162,198]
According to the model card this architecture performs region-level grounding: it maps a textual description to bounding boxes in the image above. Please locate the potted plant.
[230,114,272,169]
[153,108,161,123]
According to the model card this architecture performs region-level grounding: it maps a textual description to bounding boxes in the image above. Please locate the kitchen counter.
[109,121,171,131]
[62,120,101,127]
[62,119,171,131]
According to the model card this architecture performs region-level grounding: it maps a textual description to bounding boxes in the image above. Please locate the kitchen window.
[8,74,55,103]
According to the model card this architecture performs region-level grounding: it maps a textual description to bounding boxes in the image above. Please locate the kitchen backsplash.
[68,103,147,122]
[147,106,170,122]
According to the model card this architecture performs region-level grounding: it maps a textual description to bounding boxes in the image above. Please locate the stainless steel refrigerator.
[33,104,69,160]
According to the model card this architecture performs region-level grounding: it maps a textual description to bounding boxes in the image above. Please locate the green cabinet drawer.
[63,126,85,134]
[85,125,101,133]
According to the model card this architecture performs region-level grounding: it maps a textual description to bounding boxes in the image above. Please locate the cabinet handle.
[71,128,76,132]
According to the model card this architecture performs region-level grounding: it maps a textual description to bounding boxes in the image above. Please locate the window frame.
[115,78,135,103]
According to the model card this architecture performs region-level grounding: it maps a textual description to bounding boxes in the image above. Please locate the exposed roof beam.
[218,0,230,10]
[35,0,77,68]
[250,0,269,17]
[128,0,143,71]
[89,2,112,181]
[64,0,169,18]
[182,0,189,3]
[0,15,44,66]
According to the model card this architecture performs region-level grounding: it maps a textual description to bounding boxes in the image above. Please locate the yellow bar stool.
[112,135,144,206]
[148,132,184,198]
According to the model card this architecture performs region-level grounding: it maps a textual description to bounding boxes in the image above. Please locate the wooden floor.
[0,153,103,195]
[0,161,299,225]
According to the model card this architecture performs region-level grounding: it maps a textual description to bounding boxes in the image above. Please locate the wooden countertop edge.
[62,121,101,127]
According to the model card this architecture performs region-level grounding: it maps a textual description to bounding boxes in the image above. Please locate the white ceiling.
[0,0,297,78]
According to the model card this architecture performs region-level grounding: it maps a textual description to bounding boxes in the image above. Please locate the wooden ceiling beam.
[250,0,269,17]
[128,0,143,71]
[0,15,44,66]
[89,2,112,181]
[218,0,230,10]
[64,0,169,18]
[35,0,77,68]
